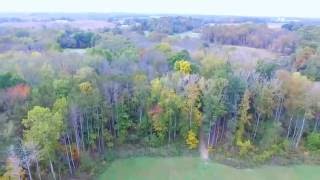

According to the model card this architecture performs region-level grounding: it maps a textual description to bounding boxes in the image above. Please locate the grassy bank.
[98,157,320,180]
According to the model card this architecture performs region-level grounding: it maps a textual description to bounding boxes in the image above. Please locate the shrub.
[103,131,114,148]
[256,60,278,79]
[148,134,163,147]
[237,140,253,157]
[79,82,93,95]
[79,152,95,173]
[255,144,284,163]
[306,133,320,151]
[186,130,199,149]
[155,43,172,55]
[168,50,190,67]
[0,73,25,89]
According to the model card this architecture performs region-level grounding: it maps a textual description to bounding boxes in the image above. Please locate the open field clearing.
[98,157,320,180]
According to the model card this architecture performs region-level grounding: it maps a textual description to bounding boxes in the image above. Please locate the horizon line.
[0,11,319,20]
[0,11,320,20]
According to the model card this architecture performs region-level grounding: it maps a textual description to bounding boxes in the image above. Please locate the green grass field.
[98,157,320,180]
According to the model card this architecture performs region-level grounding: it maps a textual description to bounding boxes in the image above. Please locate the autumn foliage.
[6,84,30,102]
[174,60,192,74]
[186,130,199,149]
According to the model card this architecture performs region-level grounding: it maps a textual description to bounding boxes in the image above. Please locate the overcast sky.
[0,0,318,18]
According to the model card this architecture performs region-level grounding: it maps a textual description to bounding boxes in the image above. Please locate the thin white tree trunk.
[252,113,261,140]
[174,115,177,140]
[26,160,32,180]
[22,146,32,180]
[80,116,85,150]
[207,121,212,147]
[64,137,73,175]
[287,116,293,139]
[189,106,192,129]
[314,117,319,132]
[168,114,171,144]
[67,134,76,170]
[49,159,57,180]
[292,118,299,142]
[139,108,142,124]
[35,157,41,180]
[215,124,219,145]
[295,114,305,149]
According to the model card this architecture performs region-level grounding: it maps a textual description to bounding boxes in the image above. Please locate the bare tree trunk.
[85,112,90,146]
[35,157,41,180]
[49,159,56,180]
[211,124,216,146]
[96,120,101,153]
[26,160,32,180]
[287,116,293,139]
[174,115,177,141]
[292,118,299,142]
[115,101,119,137]
[64,136,73,175]
[139,108,142,124]
[100,116,105,152]
[67,134,76,170]
[21,145,32,180]
[189,106,192,129]
[168,114,171,144]
[275,96,283,122]
[252,113,261,140]
[58,168,62,180]
[219,119,225,143]
[71,107,81,153]
[278,98,283,121]
[215,123,219,145]
[80,115,85,150]
[111,105,115,136]
[314,117,319,132]
[207,121,212,147]
[275,102,280,122]
[295,114,305,149]
[73,126,80,153]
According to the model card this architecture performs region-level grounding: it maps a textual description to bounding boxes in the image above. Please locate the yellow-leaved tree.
[174,60,192,74]
[186,130,199,149]
[79,81,93,95]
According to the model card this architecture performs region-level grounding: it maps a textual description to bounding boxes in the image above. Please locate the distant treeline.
[201,24,298,54]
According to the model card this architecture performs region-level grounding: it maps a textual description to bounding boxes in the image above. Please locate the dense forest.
[1,14,320,179]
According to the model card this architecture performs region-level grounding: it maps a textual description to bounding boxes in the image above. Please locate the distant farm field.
[98,157,320,180]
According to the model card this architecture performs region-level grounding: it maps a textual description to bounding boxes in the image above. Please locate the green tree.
[277,71,312,148]
[235,89,253,156]
[22,98,66,180]
[200,55,231,79]
[256,60,278,80]
[252,82,275,140]
[0,72,25,89]
[301,56,320,81]
[201,78,228,147]
[168,50,190,68]
[149,78,181,145]
[155,43,172,55]
[116,103,133,143]
[53,79,72,98]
